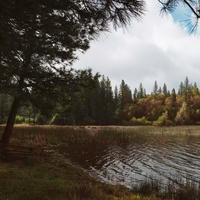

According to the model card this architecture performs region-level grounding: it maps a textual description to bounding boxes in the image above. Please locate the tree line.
[1,75,200,126]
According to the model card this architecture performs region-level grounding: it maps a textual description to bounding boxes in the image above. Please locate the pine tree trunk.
[0,96,21,144]
[0,75,25,144]
[1,47,32,144]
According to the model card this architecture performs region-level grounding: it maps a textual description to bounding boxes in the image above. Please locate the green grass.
[0,161,110,200]
[0,155,164,200]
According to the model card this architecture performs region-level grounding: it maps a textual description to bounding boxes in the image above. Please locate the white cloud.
[73,0,200,93]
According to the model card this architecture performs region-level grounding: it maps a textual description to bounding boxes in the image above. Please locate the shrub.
[153,111,174,126]
[50,113,65,125]
[15,115,25,124]
[24,117,35,124]
[35,114,48,125]
[130,117,152,125]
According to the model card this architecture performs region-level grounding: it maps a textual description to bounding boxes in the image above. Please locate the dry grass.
[1,124,199,147]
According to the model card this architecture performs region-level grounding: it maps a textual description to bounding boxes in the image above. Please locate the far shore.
[1,124,200,136]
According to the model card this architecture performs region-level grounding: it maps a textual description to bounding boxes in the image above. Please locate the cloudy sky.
[73,0,200,94]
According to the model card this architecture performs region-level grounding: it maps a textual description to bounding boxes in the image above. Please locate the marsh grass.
[7,125,93,146]
[132,176,200,200]
[1,125,151,146]
[93,126,200,145]
[94,126,159,143]
[167,177,200,200]
[1,125,200,147]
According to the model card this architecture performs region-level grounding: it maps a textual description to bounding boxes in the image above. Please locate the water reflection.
[59,136,200,189]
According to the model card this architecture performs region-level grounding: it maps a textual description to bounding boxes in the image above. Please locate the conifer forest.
[1,75,200,126]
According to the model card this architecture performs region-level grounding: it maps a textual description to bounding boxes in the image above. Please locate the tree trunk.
[0,75,25,144]
[1,45,32,144]
[0,96,21,144]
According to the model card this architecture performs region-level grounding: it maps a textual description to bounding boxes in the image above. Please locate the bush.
[24,117,35,124]
[15,115,25,124]
[35,114,48,125]
[15,115,34,124]
[153,111,174,126]
[50,113,65,125]
[130,117,152,125]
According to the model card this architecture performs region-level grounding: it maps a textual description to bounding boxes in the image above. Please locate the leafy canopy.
[0,0,145,96]
[0,0,145,143]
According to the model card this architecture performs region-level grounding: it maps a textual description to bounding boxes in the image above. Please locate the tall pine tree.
[0,0,145,143]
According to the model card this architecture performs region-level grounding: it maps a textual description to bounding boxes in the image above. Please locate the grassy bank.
[0,158,144,200]
[0,157,198,200]
[0,156,165,200]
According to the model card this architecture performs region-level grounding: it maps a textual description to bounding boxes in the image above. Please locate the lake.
[59,126,200,190]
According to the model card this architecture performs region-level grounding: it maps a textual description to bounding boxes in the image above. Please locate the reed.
[132,176,200,200]
[2,125,200,146]
[7,125,93,146]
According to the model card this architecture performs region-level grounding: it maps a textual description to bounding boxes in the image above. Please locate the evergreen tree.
[99,76,114,125]
[192,82,199,96]
[119,80,132,122]
[158,87,162,94]
[137,83,145,99]
[162,83,168,95]
[184,76,192,95]
[182,77,192,104]
[0,0,145,143]
[159,0,200,33]
[152,81,158,96]
[133,88,138,100]
[104,77,115,124]
[178,82,184,95]
[114,86,121,123]
[143,89,147,98]
[114,86,119,108]
[171,88,176,107]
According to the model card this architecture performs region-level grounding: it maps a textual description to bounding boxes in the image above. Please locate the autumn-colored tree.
[175,102,191,125]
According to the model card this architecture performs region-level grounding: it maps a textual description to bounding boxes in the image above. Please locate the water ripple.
[60,136,200,188]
